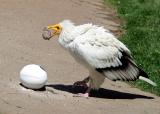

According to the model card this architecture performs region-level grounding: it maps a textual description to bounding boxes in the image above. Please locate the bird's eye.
[56,26,60,29]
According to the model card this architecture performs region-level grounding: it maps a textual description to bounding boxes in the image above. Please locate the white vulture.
[42,20,156,98]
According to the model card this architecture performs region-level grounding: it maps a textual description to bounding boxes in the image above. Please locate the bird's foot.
[73,81,88,88]
[73,93,89,98]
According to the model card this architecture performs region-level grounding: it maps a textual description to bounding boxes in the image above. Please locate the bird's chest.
[68,44,90,69]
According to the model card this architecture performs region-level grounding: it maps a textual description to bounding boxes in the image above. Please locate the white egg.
[20,64,47,89]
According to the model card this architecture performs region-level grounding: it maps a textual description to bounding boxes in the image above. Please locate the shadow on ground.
[46,84,154,99]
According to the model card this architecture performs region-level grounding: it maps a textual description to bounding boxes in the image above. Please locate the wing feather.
[68,26,140,81]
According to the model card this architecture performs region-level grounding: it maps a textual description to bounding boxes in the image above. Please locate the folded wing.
[70,28,145,81]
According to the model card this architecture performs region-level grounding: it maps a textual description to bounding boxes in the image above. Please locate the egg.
[20,64,47,89]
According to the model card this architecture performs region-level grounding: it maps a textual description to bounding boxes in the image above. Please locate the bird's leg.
[73,77,91,98]
[73,76,89,88]
[73,86,91,98]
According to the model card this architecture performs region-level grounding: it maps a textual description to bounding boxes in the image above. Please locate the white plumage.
[43,20,156,97]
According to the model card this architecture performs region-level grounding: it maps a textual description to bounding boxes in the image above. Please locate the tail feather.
[139,76,157,86]
[138,68,149,78]
[138,67,156,86]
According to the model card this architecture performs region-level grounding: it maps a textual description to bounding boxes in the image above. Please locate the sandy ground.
[0,0,160,114]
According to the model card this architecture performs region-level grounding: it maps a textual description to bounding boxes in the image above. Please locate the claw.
[73,93,89,98]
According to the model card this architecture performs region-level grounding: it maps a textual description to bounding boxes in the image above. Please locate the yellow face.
[47,24,62,36]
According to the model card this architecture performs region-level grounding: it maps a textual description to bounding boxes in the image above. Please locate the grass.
[104,0,160,95]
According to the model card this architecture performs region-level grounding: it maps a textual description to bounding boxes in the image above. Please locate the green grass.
[104,0,160,95]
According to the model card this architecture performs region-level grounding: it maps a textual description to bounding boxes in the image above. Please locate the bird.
[42,20,156,98]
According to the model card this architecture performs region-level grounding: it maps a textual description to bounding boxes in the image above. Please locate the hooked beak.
[42,24,62,40]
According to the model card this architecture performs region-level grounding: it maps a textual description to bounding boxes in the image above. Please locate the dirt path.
[0,0,159,114]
